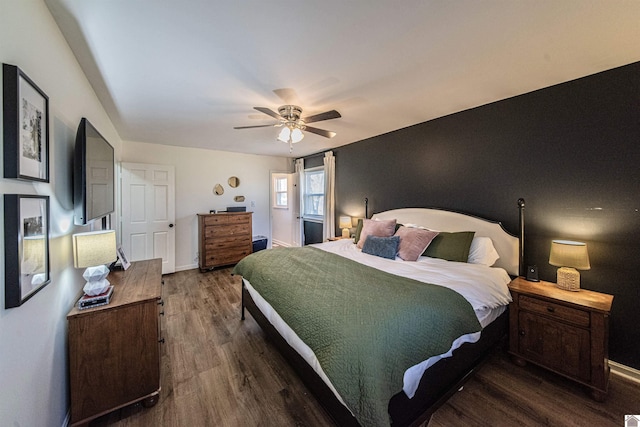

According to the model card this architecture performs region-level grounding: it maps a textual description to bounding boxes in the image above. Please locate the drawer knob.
[547,306,555,313]
[160,311,165,316]
[519,330,526,336]
[158,300,164,306]
[158,338,165,344]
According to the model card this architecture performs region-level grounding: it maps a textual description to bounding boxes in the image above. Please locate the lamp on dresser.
[72,230,117,296]
[549,239,590,291]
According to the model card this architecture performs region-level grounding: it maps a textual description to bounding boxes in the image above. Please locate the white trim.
[175,263,198,272]
[271,239,291,247]
[610,360,640,385]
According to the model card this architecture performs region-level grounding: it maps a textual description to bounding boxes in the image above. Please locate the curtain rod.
[296,150,331,161]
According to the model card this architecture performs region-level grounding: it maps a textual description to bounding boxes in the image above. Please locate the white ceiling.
[45,1,640,158]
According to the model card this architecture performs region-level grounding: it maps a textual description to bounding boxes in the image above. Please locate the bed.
[234,202,525,426]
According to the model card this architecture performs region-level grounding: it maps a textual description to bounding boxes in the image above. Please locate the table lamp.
[549,240,590,291]
[72,230,117,296]
[339,216,352,238]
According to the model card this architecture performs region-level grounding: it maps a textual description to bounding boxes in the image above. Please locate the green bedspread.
[233,246,481,426]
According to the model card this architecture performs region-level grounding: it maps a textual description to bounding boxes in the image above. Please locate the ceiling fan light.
[277,127,291,143]
[291,128,304,143]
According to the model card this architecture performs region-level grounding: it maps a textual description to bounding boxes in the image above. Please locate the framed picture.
[4,195,51,308]
[3,63,49,182]
[116,245,131,270]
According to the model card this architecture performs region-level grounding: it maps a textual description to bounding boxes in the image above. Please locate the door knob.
[169,223,174,228]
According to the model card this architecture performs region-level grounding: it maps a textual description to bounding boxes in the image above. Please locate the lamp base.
[83,278,111,296]
[341,228,350,238]
[82,265,112,296]
[556,267,580,291]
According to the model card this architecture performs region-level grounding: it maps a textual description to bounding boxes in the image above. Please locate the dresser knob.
[158,338,165,344]
[158,300,164,306]
[519,330,526,336]
[160,311,165,316]
[547,306,555,313]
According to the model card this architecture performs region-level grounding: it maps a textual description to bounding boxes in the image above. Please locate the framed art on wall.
[3,63,50,182]
[4,195,51,308]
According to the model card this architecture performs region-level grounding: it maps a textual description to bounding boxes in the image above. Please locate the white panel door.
[121,162,175,274]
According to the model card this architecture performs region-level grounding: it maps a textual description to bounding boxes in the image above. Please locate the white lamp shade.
[339,216,352,229]
[277,127,291,143]
[291,128,304,143]
[72,230,117,268]
[549,240,590,270]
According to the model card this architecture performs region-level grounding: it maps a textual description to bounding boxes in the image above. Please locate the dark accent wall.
[327,62,640,369]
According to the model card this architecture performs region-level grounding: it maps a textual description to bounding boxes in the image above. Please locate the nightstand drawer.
[519,295,590,327]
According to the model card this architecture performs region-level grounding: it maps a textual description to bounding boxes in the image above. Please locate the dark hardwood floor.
[92,267,640,427]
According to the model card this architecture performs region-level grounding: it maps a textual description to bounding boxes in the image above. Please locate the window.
[274,176,288,208]
[303,167,324,218]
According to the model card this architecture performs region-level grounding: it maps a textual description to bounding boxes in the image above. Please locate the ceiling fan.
[234,105,341,152]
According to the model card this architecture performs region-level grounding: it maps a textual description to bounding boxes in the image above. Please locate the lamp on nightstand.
[339,216,352,238]
[549,240,590,291]
[72,230,117,296]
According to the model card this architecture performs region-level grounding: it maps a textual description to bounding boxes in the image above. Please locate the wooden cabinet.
[67,259,163,426]
[197,212,252,271]
[508,277,613,401]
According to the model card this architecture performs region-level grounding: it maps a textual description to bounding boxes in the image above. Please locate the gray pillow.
[361,235,400,259]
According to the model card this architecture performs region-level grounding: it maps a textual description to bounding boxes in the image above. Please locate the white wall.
[121,141,292,271]
[0,2,124,427]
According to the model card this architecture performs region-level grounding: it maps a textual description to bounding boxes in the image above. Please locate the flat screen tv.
[74,118,115,225]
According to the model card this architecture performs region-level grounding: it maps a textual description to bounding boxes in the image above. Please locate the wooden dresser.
[67,259,163,426]
[197,212,252,271]
[508,277,613,401]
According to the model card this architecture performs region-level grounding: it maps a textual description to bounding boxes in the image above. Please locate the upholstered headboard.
[371,207,520,276]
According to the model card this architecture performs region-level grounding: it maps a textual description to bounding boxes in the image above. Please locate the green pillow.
[422,231,475,262]
[354,218,364,244]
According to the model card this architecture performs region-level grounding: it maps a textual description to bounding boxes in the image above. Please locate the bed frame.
[241,199,525,426]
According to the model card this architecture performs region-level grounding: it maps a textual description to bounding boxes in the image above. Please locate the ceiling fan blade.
[254,107,282,120]
[233,124,277,129]
[302,110,341,124]
[304,126,336,138]
[273,88,300,105]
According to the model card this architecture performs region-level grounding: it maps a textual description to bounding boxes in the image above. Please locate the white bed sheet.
[243,239,512,403]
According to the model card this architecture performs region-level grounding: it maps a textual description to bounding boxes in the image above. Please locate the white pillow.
[467,236,500,266]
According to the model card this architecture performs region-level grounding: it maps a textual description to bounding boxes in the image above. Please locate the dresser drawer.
[205,235,250,250]
[519,295,590,327]
[204,224,251,238]
[203,214,250,226]
[203,248,251,266]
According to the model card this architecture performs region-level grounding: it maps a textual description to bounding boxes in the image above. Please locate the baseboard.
[271,239,291,247]
[175,263,198,272]
[610,360,640,384]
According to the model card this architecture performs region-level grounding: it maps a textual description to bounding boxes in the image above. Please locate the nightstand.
[507,277,613,401]
[327,236,351,241]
